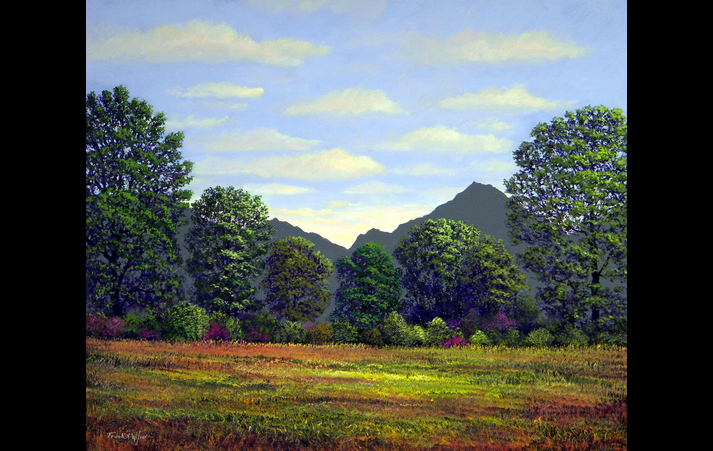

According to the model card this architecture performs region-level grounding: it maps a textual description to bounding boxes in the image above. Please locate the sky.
[86,0,627,249]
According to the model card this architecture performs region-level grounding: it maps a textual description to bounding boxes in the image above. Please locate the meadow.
[86,338,627,450]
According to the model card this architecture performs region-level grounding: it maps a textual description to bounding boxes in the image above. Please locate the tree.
[394,219,527,324]
[504,105,627,331]
[330,242,402,331]
[261,236,333,322]
[185,186,274,315]
[86,86,193,316]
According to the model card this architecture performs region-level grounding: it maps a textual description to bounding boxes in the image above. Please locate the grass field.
[86,338,627,450]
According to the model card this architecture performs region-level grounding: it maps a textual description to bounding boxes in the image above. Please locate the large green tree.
[394,219,527,324]
[504,105,627,331]
[185,186,274,315]
[86,86,193,316]
[260,236,333,322]
[330,242,402,331]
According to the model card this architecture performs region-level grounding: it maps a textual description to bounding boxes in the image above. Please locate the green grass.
[86,338,626,450]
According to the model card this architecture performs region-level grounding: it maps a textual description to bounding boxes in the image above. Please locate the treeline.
[86,86,627,347]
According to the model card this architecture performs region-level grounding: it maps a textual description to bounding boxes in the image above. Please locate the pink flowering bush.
[203,323,231,342]
[86,315,126,338]
[441,336,468,348]
[481,311,517,332]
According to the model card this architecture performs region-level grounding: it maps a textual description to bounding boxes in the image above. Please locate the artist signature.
[107,431,150,444]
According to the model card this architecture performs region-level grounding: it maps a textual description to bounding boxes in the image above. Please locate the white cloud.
[402,29,587,65]
[168,82,263,99]
[193,148,386,180]
[391,163,457,177]
[86,20,331,66]
[242,183,315,196]
[165,115,229,130]
[194,128,320,152]
[439,84,576,111]
[283,87,408,116]
[377,125,511,154]
[341,181,412,195]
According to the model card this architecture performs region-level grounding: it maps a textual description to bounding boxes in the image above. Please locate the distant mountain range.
[179,181,532,320]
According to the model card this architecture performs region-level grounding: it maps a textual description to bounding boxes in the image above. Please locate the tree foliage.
[330,242,403,331]
[504,105,627,330]
[261,236,333,322]
[185,186,274,315]
[86,85,193,316]
[394,219,527,324]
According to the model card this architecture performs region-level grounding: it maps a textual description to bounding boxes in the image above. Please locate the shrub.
[442,336,467,348]
[161,303,210,341]
[504,328,523,346]
[277,321,308,344]
[86,314,126,338]
[122,310,160,339]
[203,323,231,341]
[306,322,333,345]
[481,311,517,332]
[555,325,589,346]
[425,317,451,346]
[208,311,243,341]
[469,330,491,346]
[403,324,426,347]
[242,311,281,343]
[360,327,383,347]
[380,312,409,346]
[138,329,160,340]
[332,321,359,344]
[526,328,554,347]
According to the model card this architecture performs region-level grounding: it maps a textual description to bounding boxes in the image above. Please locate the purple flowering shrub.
[248,327,270,343]
[86,315,126,338]
[441,336,468,348]
[203,323,231,342]
[138,329,160,340]
[481,311,517,332]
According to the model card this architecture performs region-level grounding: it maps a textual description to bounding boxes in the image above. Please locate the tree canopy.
[185,186,274,315]
[86,85,193,316]
[394,219,527,324]
[504,105,627,331]
[330,242,403,331]
[261,236,333,322]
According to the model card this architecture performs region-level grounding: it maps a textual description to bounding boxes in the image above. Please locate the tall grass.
[87,338,626,450]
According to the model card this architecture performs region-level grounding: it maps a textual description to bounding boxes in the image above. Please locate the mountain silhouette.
[347,182,514,257]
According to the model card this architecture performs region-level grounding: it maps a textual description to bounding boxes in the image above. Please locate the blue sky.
[86,0,627,248]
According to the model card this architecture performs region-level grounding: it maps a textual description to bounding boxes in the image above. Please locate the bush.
[203,323,231,341]
[332,321,358,344]
[469,330,491,346]
[380,312,409,346]
[242,311,281,343]
[403,324,426,347]
[306,322,333,345]
[277,321,308,344]
[503,328,523,346]
[481,311,517,332]
[86,314,126,338]
[555,325,589,346]
[360,327,383,347]
[425,317,451,346]
[209,312,243,341]
[122,310,160,339]
[161,303,210,341]
[442,336,467,348]
[526,328,554,347]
